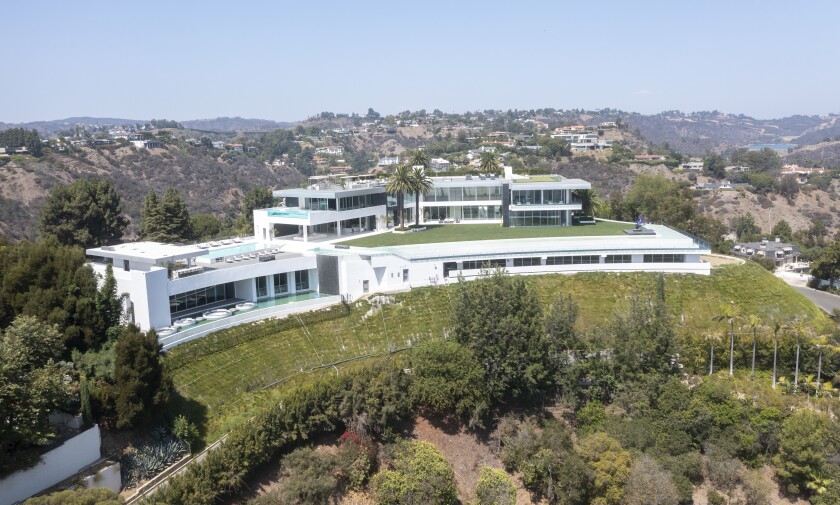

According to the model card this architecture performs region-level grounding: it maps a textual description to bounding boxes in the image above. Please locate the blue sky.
[3,0,839,123]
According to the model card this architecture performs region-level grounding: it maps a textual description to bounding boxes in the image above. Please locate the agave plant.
[120,428,188,489]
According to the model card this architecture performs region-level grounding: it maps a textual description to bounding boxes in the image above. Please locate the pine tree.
[161,187,191,242]
[139,190,164,241]
[114,325,170,429]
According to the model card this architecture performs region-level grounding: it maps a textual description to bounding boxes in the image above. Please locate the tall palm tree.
[407,150,430,171]
[713,303,740,377]
[479,150,501,173]
[789,318,812,391]
[386,164,413,228]
[706,333,723,375]
[410,166,433,227]
[771,318,785,390]
[575,188,605,218]
[744,315,763,381]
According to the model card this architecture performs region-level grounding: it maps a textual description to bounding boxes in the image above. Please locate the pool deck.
[160,295,341,350]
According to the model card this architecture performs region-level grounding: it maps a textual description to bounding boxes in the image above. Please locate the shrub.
[475,467,516,505]
[371,440,456,505]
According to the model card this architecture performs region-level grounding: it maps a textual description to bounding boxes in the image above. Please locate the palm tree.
[478,150,501,174]
[713,303,740,377]
[575,188,605,218]
[811,334,834,396]
[789,318,812,391]
[386,164,413,228]
[410,166,433,227]
[706,333,723,375]
[744,315,763,381]
[771,318,785,390]
[407,150,430,171]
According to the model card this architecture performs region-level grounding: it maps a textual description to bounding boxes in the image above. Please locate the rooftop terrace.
[336,221,629,247]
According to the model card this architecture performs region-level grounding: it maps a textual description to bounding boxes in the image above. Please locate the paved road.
[776,271,840,314]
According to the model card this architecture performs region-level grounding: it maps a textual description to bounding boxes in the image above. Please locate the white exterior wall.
[0,425,101,505]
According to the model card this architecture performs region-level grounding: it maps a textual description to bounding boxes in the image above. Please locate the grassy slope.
[167,261,829,442]
[337,221,629,247]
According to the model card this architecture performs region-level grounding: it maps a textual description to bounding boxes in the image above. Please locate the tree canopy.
[140,187,191,242]
[114,325,171,429]
[39,178,127,248]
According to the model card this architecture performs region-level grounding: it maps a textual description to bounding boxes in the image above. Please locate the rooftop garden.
[337,221,629,247]
[512,175,563,183]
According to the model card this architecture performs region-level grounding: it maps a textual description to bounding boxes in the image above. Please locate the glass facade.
[424,186,502,202]
[462,259,506,270]
[513,257,541,267]
[339,194,377,210]
[546,255,600,265]
[511,189,567,205]
[509,210,565,227]
[256,276,268,298]
[644,254,685,263]
[605,255,632,263]
[169,282,235,315]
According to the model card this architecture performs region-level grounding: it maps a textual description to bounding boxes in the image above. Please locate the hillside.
[166,262,829,443]
[180,117,295,132]
[0,144,305,240]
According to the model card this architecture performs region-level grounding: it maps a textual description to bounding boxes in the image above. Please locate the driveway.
[775,271,840,314]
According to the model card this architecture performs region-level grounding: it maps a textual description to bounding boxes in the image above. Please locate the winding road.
[775,271,840,314]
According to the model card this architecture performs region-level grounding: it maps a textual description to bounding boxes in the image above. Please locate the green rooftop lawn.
[337,221,629,247]
[167,261,828,444]
[512,175,562,182]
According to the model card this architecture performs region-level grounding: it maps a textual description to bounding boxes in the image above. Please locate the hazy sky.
[3,0,839,123]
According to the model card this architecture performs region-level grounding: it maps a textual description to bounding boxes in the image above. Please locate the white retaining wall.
[0,425,101,505]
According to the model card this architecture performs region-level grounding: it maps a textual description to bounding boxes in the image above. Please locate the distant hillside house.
[316,146,344,155]
[724,165,750,172]
[731,238,801,269]
[131,140,163,149]
[378,156,400,166]
[781,164,825,184]
[211,141,226,149]
[228,143,245,152]
[634,154,666,161]
[429,158,451,171]
[599,121,618,128]
[680,160,704,171]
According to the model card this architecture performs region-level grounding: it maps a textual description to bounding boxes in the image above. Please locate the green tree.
[545,293,580,365]
[624,175,694,228]
[0,316,69,457]
[189,214,223,241]
[610,294,676,380]
[409,340,489,427]
[577,433,632,505]
[386,165,413,228]
[774,409,834,495]
[452,270,551,403]
[238,187,275,235]
[139,190,165,241]
[810,238,840,288]
[475,467,516,505]
[575,188,605,218]
[372,440,457,505]
[114,325,171,429]
[39,178,128,248]
[731,213,761,241]
[407,150,430,170]
[479,150,501,173]
[779,174,800,200]
[274,447,339,505]
[161,187,191,241]
[140,188,192,242]
[771,219,794,242]
[410,166,433,227]
[704,153,727,179]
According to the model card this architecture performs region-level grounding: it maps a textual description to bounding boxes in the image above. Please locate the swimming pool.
[206,242,269,259]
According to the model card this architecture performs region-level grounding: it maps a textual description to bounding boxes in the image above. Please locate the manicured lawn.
[337,221,629,247]
[167,261,829,444]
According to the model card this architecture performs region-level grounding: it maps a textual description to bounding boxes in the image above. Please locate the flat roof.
[87,242,209,263]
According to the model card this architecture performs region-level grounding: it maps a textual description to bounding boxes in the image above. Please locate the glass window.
[513,257,541,267]
[256,276,268,298]
[295,270,310,291]
[605,255,632,264]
